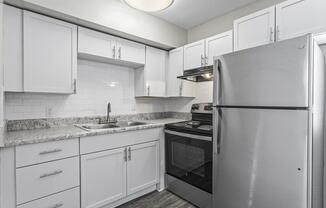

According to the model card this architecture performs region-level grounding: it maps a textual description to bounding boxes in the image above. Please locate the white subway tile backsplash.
[5,60,167,120]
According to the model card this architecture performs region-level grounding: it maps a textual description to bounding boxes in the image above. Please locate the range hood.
[177,65,213,82]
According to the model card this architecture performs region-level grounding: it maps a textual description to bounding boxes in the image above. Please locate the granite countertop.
[4,118,186,147]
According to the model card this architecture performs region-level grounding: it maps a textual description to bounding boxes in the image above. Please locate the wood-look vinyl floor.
[118,190,197,208]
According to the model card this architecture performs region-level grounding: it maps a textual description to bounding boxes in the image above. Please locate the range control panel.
[191,103,213,114]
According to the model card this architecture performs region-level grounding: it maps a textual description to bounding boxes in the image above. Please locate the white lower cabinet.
[81,148,127,208]
[127,142,159,195]
[81,141,159,208]
[17,187,80,208]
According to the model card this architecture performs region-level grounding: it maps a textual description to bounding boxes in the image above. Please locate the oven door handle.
[165,130,212,142]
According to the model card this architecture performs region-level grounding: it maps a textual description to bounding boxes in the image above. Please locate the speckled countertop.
[4,118,185,147]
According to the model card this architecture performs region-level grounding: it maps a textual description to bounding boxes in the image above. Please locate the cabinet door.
[276,0,326,41]
[167,47,183,97]
[183,40,205,70]
[81,148,127,208]
[205,30,233,66]
[116,38,145,65]
[234,7,275,51]
[78,27,116,59]
[23,11,77,94]
[144,46,167,97]
[127,142,159,195]
[3,5,23,92]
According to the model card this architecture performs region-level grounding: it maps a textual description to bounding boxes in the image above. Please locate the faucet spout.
[107,102,111,123]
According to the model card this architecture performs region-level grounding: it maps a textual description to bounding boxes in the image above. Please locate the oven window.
[166,131,212,193]
[172,142,205,177]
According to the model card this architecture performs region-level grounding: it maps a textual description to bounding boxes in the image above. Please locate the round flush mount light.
[124,0,175,12]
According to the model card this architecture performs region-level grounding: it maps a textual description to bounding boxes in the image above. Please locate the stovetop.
[165,103,213,136]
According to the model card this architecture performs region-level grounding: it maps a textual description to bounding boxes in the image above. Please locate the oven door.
[165,130,212,193]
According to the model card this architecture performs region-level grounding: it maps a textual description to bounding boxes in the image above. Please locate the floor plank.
[118,190,197,208]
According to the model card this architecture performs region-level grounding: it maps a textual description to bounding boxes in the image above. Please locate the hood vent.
[177,65,213,82]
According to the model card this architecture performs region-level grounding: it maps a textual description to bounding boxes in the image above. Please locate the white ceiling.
[152,0,258,29]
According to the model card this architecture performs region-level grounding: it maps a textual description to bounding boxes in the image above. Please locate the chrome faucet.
[107,102,111,123]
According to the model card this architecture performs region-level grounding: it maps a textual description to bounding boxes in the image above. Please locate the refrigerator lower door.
[214,35,310,107]
[213,108,309,208]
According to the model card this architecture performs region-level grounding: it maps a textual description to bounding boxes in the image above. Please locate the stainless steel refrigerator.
[212,34,325,208]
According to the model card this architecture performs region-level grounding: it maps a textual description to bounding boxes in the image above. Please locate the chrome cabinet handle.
[40,170,63,179]
[112,46,116,58]
[205,56,208,65]
[49,203,63,208]
[179,82,183,96]
[118,47,121,59]
[73,79,77,94]
[39,149,62,155]
[147,85,150,96]
[128,147,131,161]
[201,55,204,66]
[276,25,280,41]
[270,27,274,42]
[124,148,128,162]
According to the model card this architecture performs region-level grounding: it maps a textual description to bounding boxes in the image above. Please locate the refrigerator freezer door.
[213,108,308,208]
[214,35,310,107]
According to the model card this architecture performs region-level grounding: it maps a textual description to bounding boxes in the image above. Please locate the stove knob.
[192,104,199,111]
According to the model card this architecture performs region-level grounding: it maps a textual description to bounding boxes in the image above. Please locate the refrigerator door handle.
[213,108,222,155]
[213,58,223,105]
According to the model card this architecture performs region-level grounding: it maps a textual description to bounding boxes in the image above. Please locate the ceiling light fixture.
[124,0,175,12]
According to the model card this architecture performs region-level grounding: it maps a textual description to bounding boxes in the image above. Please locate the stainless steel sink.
[79,123,119,130]
[76,121,148,130]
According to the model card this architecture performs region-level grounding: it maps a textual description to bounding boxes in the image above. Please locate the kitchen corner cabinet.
[234,6,275,51]
[167,47,195,97]
[276,0,326,41]
[81,141,159,208]
[135,46,167,97]
[78,27,145,68]
[23,11,77,93]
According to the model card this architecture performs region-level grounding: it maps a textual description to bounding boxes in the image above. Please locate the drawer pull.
[49,203,63,208]
[39,149,63,155]
[39,170,63,179]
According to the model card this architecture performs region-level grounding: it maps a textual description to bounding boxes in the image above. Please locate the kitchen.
[0,0,326,208]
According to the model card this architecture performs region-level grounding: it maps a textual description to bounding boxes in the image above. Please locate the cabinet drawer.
[80,128,162,154]
[16,139,79,168]
[16,157,80,205]
[17,187,80,208]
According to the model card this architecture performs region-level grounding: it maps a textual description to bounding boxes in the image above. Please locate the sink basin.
[117,121,148,127]
[79,123,119,130]
[77,121,148,130]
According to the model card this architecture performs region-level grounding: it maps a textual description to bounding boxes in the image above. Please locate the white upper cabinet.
[167,47,195,97]
[126,142,159,195]
[276,0,326,41]
[116,38,146,65]
[23,11,77,94]
[234,6,275,51]
[78,27,145,68]
[135,46,167,97]
[183,40,205,70]
[205,30,233,65]
[3,5,23,92]
[81,148,127,208]
[78,27,115,60]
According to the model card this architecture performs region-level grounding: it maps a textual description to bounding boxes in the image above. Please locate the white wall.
[188,0,286,42]
[5,0,187,49]
[5,60,167,120]
[166,82,213,112]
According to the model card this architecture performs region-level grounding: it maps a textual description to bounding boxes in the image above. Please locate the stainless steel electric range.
[165,103,213,208]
